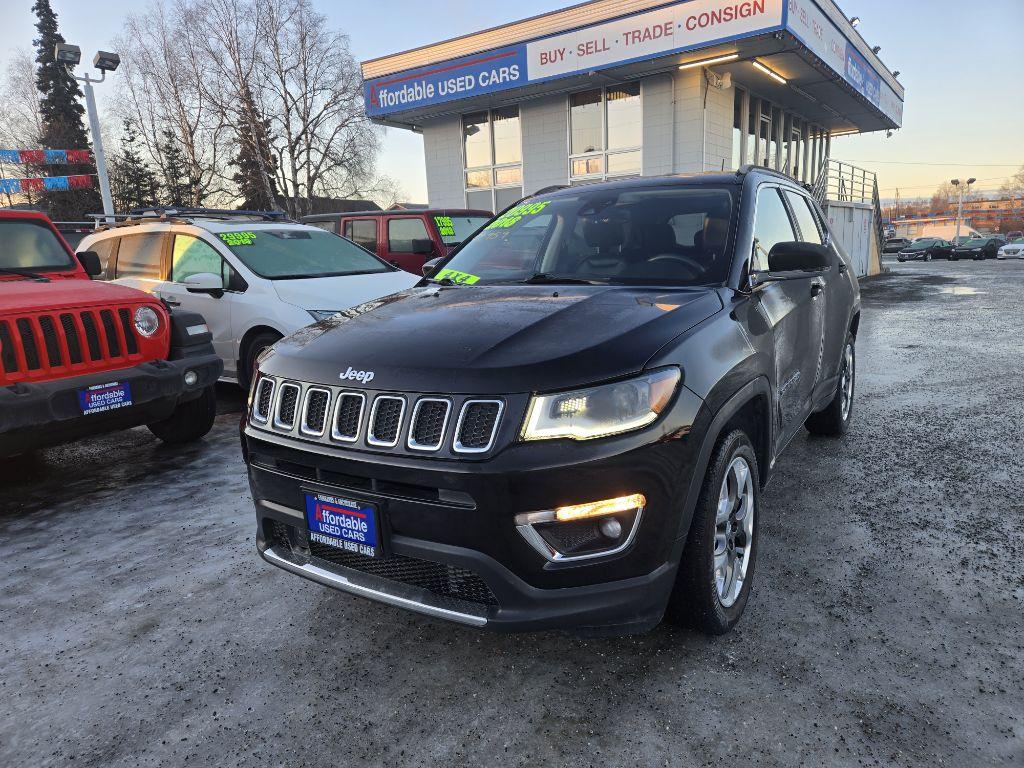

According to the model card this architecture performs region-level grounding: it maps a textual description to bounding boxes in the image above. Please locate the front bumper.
[244,386,707,632]
[0,353,221,455]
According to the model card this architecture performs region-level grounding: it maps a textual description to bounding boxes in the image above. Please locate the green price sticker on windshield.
[219,231,257,246]
[434,216,455,238]
[433,268,480,285]
[486,201,550,230]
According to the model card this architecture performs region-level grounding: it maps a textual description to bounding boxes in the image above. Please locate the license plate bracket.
[303,491,381,559]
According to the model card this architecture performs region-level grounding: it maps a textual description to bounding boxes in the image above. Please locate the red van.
[302,209,492,274]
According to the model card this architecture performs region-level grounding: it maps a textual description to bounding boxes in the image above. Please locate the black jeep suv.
[242,168,860,635]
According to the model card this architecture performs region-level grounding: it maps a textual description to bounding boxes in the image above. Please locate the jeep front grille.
[252,377,504,457]
[0,307,147,384]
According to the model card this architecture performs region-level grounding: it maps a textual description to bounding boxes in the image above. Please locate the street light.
[951,178,977,243]
[55,43,119,221]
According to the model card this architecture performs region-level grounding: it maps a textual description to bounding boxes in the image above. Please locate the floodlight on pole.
[850,16,860,28]
[951,177,977,243]
[56,43,120,222]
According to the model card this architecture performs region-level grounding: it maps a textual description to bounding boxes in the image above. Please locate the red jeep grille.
[0,307,145,383]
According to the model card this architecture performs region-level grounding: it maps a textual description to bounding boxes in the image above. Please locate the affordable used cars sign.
[364,0,783,117]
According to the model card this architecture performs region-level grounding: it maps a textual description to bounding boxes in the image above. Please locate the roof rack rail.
[127,206,290,221]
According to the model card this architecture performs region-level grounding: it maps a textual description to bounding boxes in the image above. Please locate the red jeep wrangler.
[0,211,223,457]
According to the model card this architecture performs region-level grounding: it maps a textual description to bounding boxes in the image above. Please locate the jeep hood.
[262,285,723,394]
[0,277,159,316]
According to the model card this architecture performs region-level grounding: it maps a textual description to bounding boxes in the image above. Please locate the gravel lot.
[1,257,1022,767]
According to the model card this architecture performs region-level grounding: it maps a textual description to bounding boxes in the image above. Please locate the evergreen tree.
[159,129,193,207]
[109,119,159,212]
[231,85,278,210]
[31,0,101,219]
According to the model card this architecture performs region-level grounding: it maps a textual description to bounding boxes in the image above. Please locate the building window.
[569,83,641,182]
[463,106,522,213]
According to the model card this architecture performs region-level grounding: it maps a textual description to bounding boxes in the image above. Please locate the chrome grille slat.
[253,378,275,423]
[367,395,406,447]
[300,387,332,436]
[407,398,451,451]
[331,392,365,443]
[454,400,504,454]
[274,383,301,431]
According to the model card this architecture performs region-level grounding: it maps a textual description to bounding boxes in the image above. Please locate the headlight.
[133,306,160,337]
[521,368,680,441]
[308,309,340,322]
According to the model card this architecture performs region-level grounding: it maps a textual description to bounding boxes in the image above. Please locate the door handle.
[810,282,824,298]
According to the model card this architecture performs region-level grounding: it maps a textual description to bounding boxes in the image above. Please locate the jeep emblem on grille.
[340,366,375,385]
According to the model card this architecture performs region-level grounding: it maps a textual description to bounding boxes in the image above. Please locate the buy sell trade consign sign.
[364,0,785,117]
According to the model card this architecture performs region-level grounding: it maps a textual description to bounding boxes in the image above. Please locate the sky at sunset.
[1,0,1021,203]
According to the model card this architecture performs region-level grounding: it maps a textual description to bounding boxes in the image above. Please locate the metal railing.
[812,159,887,258]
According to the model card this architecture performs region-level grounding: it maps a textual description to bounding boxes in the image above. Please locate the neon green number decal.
[433,268,480,285]
[219,231,257,246]
[434,216,455,237]
[486,201,551,230]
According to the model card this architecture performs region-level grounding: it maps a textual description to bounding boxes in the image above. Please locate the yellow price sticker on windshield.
[433,268,480,285]
[434,216,455,237]
[486,201,551,230]
[219,231,257,246]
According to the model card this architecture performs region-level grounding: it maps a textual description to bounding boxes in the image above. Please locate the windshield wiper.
[522,272,604,285]
[0,266,50,282]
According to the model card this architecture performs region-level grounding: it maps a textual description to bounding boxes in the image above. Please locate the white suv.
[78,209,419,385]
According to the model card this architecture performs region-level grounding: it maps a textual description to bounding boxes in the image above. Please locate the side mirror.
[182,272,224,296]
[421,257,443,277]
[767,242,831,273]
[77,250,102,277]
[412,238,436,256]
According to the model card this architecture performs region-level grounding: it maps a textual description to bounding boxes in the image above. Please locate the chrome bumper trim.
[261,546,488,627]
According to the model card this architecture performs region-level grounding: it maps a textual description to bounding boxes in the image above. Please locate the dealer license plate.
[78,381,133,415]
[304,492,380,558]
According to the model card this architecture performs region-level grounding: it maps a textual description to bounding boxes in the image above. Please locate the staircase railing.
[812,159,886,258]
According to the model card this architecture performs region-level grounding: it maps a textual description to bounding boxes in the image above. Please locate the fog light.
[599,517,622,539]
[514,493,646,562]
[184,370,198,386]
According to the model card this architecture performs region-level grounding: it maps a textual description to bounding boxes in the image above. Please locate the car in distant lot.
[997,238,1024,260]
[301,209,492,274]
[79,208,419,386]
[244,168,861,636]
[1005,230,1023,242]
[897,238,953,262]
[951,235,979,247]
[883,237,912,253]
[0,211,222,457]
[951,237,1004,261]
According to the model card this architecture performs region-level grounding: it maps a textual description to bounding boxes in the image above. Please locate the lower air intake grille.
[455,401,502,452]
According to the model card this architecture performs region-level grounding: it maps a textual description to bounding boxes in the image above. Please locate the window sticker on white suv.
[219,231,257,246]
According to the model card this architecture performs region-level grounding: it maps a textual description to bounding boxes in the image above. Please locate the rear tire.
[147,386,217,444]
[666,430,760,635]
[806,334,855,436]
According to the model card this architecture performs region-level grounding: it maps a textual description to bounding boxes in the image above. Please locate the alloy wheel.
[714,456,755,608]
[840,343,855,421]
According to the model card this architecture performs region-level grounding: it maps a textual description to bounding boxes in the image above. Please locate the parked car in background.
[951,235,978,247]
[897,238,953,262]
[997,238,1024,260]
[245,168,861,636]
[1005,230,1023,242]
[301,209,492,274]
[0,211,222,457]
[883,237,912,253]
[79,208,419,386]
[951,237,1004,261]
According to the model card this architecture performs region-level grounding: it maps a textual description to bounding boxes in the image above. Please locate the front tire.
[240,331,282,390]
[806,335,855,436]
[147,386,217,444]
[666,430,760,635]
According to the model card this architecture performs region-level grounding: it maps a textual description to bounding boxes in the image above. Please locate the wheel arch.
[237,325,286,382]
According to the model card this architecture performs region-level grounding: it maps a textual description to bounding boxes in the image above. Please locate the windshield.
[0,219,75,270]
[432,186,736,286]
[433,215,490,247]
[962,238,987,247]
[218,228,393,279]
[907,239,936,250]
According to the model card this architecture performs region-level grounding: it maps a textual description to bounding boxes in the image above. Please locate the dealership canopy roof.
[361,0,904,134]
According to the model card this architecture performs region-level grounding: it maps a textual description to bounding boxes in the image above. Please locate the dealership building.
[361,0,905,275]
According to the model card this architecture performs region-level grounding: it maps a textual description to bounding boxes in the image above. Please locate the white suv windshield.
[0,220,74,270]
[431,186,736,286]
[217,228,393,279]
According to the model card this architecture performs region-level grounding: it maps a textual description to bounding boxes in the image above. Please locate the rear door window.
[114,233,165,279]
[387,217,431,253]
[783,191,825,245]
[87,237,118,274]
[344,219,378,252]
